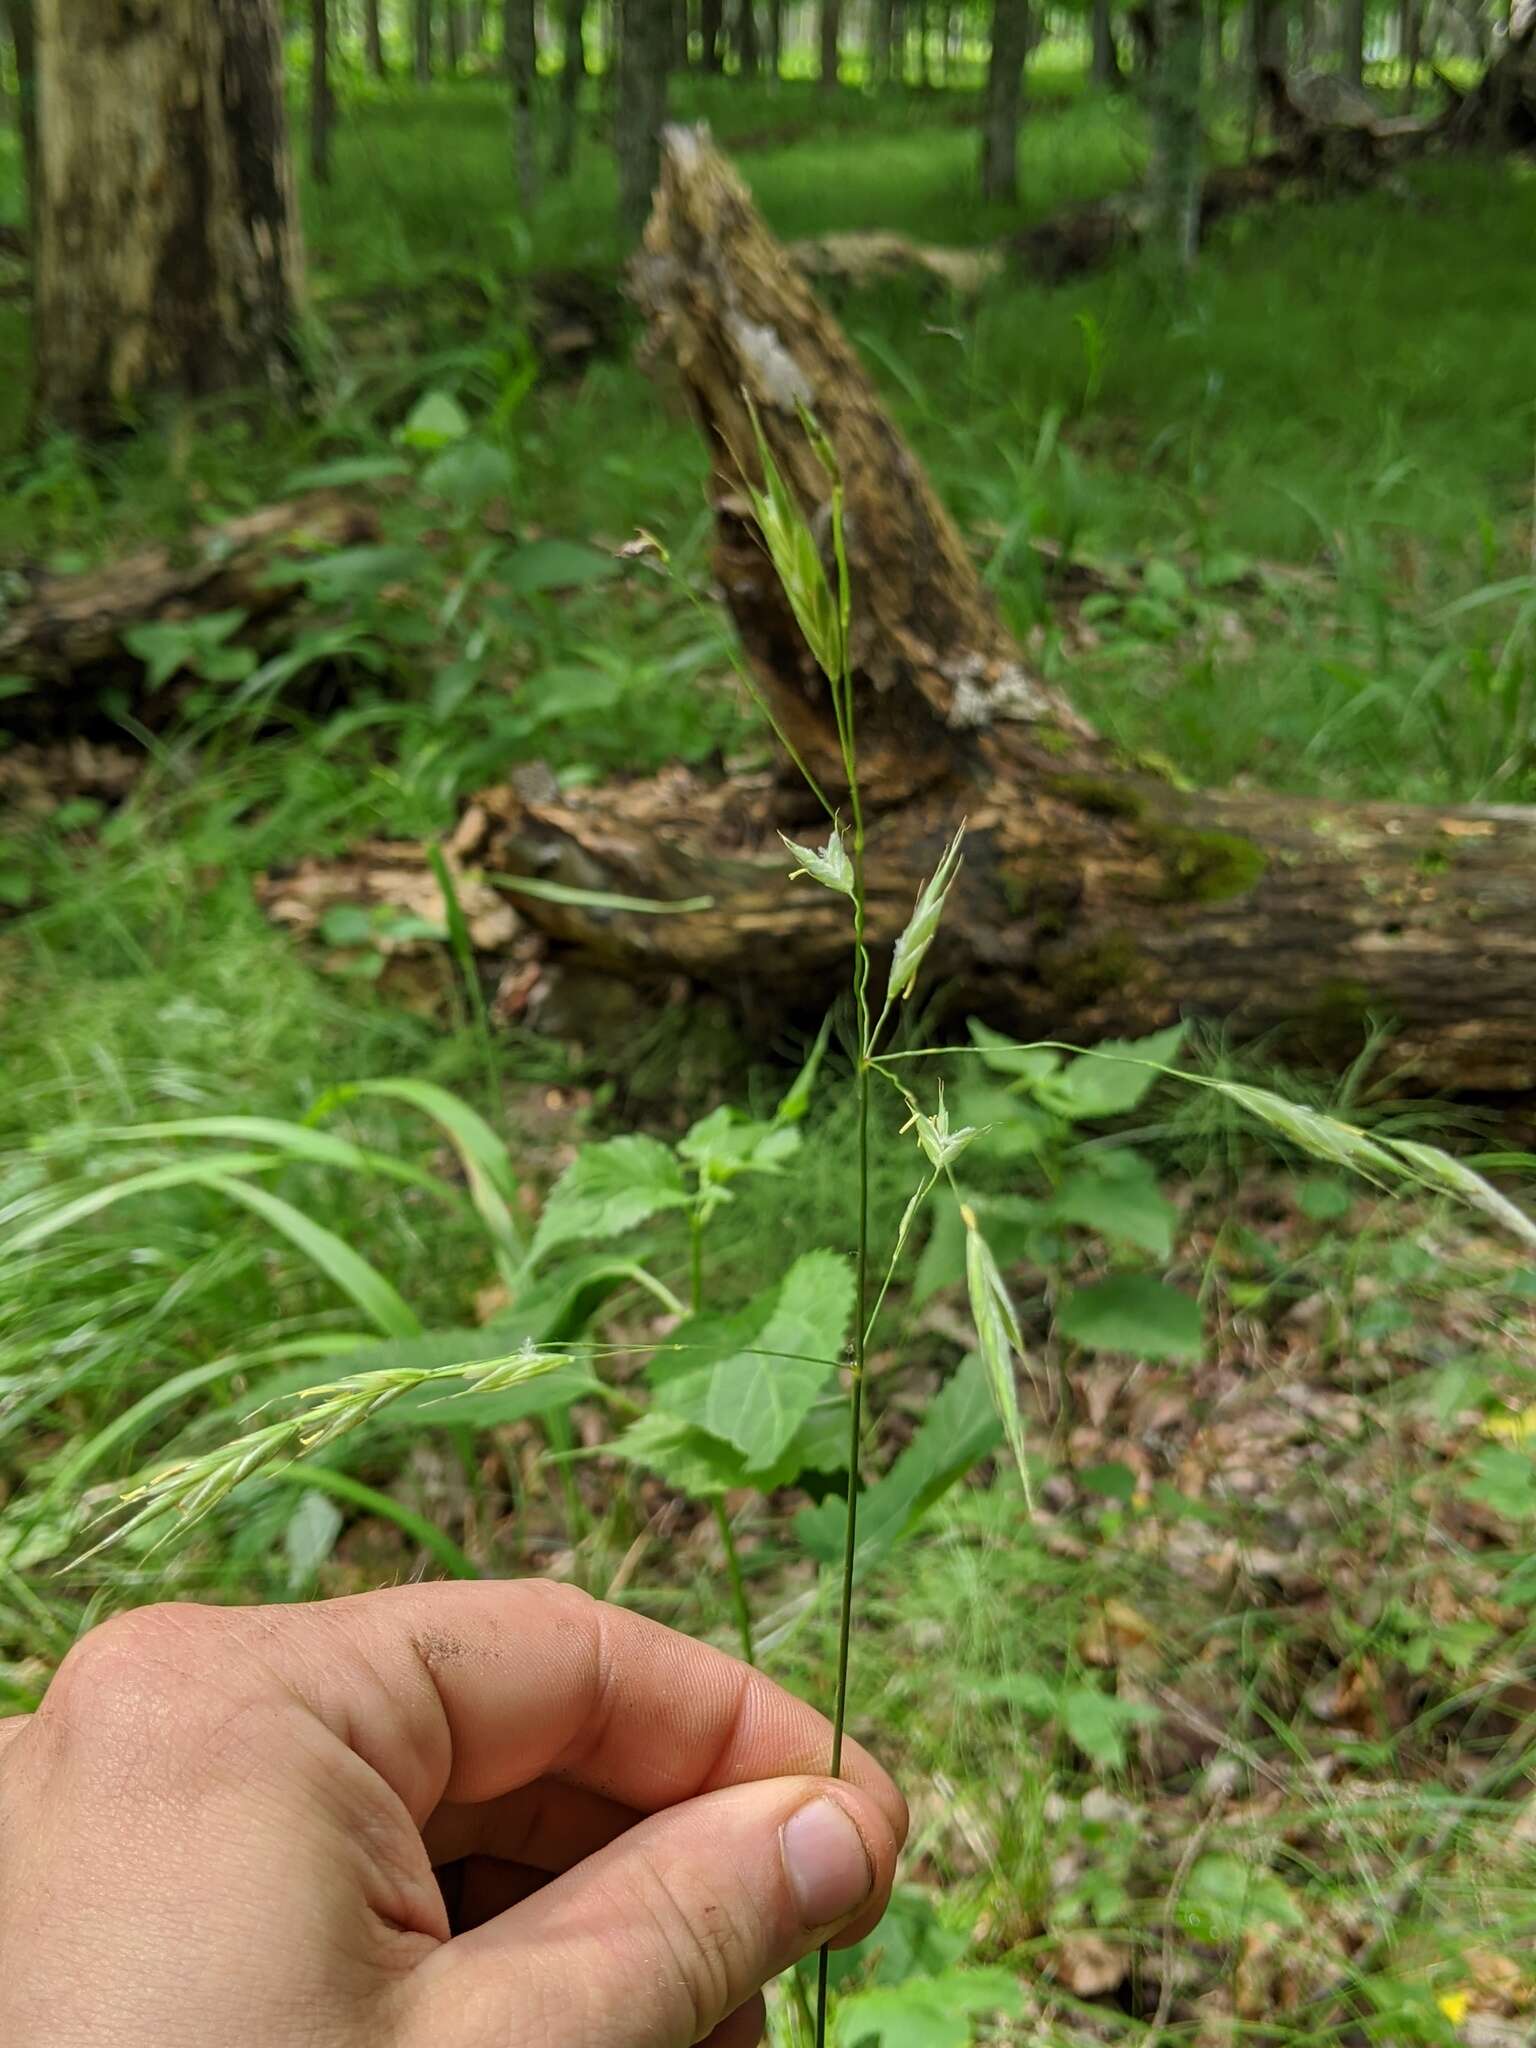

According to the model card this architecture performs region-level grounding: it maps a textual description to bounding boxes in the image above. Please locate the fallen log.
[476,128,1536,1093]
[0,491,378,696]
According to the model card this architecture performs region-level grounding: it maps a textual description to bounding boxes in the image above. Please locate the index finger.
[111,1582,907,1843]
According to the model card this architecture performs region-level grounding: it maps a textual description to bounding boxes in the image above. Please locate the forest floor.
[3,60,1536,2048]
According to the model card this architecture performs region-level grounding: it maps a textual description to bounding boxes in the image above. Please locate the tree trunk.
[700,0,725,67]
[553,0,586,174]
[364,0,388,74]
[918,0,933,82]
[444,0,464,68]
[505,0,538,203]
[3,0,38,240]
[737,0,760,74]
[980,0,1030,199]
[32,0,304,436]
[468,128,1536,1096]
[615,0,669,236]
[415,0,435,80]
[1091,0,1121,83]
[310,0,333,186]
[1149,0,1203,265]
[767,0,784,72]
[468,0,489,48]
[818,0,841,83]
[1399,0,1420,105]
[1341,0,1365,84]
[1246,0,1285,150]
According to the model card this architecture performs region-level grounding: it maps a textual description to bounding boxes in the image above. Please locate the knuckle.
[41,1604,243,1759]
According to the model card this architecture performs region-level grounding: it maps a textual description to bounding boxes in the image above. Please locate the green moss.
[1313,977,1373,1024]
[1155,825,1268,903]
[1046,773,1150,822]
[1038,929,1144,1004]
[1416,841,1453,876]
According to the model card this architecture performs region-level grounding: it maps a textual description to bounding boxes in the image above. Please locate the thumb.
[411,1776,903,2048]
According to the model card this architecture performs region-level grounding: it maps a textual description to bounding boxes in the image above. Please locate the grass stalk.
[714,1497,757,1665]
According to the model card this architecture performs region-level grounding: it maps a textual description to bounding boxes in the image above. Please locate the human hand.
[0,1581,906,2047]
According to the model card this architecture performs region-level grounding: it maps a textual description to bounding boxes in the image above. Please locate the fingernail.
[781,1797,874,1929]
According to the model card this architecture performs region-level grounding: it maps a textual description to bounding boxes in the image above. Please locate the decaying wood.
[0,492,378,693]
[479,128,1536,1091]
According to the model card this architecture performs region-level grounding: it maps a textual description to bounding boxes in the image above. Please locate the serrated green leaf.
[679,1106,802,1184]
[780,826,854,896]
[1177,1853,1303,1944]
[659,1250,853,1468]
[399,388,471,449]
[836,1967,1023,2048]
[531,1136,690,1262]
[1048,1022,1188,1118]
[1049,1159,1179,1257]
[608,1412,748,1498]
[887,826,965,1004]
[965,1018,1062,1084]
[1057,1274,1202,1361]
[1060,1685,1160,1769]
[796,1352,1002,1570]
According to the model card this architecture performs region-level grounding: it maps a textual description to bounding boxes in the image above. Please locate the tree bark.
[1341,0,1365,84]
[414,0,435,80]
[3,0,37,240]
[980,0,1031,200]
[471,129,1536,1097]
[736,0,760,75]
[364,0,389,75]
[819,0,841,84]
[767,0,784,72]
[872,0,897,79]
[1091,0,1121,83]
[1149,0,1203,265]
[615,0,669,236]
[505,0,538,204]
[32,0,304,436]
[700,0,725,67]
[310,0,333,186]
[1399,0,1421,106]
[553,0,586,175]
[444,0,464,69]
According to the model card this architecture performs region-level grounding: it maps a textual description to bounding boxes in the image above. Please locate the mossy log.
[0,492,378,709]
[478,128,1536,1092]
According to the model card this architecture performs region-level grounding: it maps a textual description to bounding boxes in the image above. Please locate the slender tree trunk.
[310,0,333,184]
[364,0,388,73]
[700,0,725,66]
[942,0,957,79]
[918,0,933,82]
[553,0,586,173]
[1399,0,1420,105]
[872,0,896,78]
[415,0,435,79]
[1297,0,1315,58]
[468,0,488,47]
[1246,0,1285,150]
[736,0,760,73]
[1340,0,1364,84]
[1149,0,1202,268]
[505,0,538,202]
[2,0,38,241]
[615,0,668,236]
[32,0,304,435]
[767,0,784,71]
[980,0,1030,199]
[1091,0,1120,80]
[819,0,841,83]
